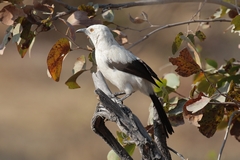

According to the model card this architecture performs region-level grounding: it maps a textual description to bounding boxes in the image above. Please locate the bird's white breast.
[95,45,153,95]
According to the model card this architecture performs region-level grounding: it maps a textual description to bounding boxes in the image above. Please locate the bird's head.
[76,24,114,47]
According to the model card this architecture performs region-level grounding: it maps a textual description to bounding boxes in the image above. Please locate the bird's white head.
[76,24,115,47]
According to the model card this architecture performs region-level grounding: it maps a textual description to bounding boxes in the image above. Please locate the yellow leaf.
[47,38,70,81]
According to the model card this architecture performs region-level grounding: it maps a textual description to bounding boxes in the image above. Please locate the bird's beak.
[76,28,86,33]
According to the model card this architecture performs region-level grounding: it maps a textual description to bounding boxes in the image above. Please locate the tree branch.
[128,18,231,49]
[91,71,172,159]
[98,0,239,10]
[218,110,240,160]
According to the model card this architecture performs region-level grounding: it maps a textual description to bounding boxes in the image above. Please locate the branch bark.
[91,71,171,160]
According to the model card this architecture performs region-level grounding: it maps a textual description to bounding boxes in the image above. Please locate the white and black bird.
[76,24,174,137]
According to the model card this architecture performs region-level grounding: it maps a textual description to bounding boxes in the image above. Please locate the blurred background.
[0,0,240,159]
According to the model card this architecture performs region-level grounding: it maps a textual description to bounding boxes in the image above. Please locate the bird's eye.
[90,28,94,32]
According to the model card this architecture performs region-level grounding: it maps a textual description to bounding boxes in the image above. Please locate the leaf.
[107,150,120,160]
[16,31,35,58]
[187,34,195,45]
[198,102,224,138]
[210,6,229,19]
[163,73,180,89]
[168,98,187,127]
[65,70,87,89]
[228,9,238,19]
[195,30,206,41]
[205,58,218,69]
[47,38,70,82]
[129,14,145,24]
[189,43,202,69]
[0,26,12,55]
[226,82,240,102]
[230,117,240,142]
[169,48,201,77]
[183,93,206,127]
[92,4,99,12]
[116,131,136,156]
[78,4,96,17]
[0,4,25,25]
[67,10,101,27]
[231,15,240,31]
[154,79,169,102]
[186,95,211,113]
[20,17,32,40]
[65,55,87,89]
[168,99,187,115]
[168,113,185,127]
[12,23,21,43]
[102,9,114,22]
[112,30,128,45]
[141,11,148,21]
[172,32,183,54]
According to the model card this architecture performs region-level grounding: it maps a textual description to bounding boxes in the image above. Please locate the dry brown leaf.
[47,38,70,81]
[183,93,206,127]
[0,4,25,25]
[67,10,101,27]
[112,29,128,45]
[169,48,201,77]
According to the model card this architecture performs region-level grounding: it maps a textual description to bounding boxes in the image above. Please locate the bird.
[76,24,174,137]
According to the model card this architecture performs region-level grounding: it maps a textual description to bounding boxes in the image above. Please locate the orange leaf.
[47,38,70,82]
[169,48,201,77]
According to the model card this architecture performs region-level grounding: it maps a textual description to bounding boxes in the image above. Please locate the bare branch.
[128,18,231,49]
[98,0,239,10]
[218,110,240,160]
[167,147,187,160]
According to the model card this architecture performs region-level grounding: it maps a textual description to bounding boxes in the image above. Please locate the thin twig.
[168,146,187,160]
[217,110,240,160]
[127,19,231,50]
[234,0,240,14]
[208,101,239,106]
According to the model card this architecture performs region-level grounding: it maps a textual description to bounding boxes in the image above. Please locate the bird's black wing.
[108,59,160,87]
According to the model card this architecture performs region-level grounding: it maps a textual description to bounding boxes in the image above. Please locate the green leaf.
[195,30,206,41]
[20,18,32,40]
[65,55,87,89]
[124,143,136,156]
[16,31,35,58]
[115,131,136,157]
[211,6,229,19]
[102,9,114,22]
[187,34,195,45]
[231,15,240,31]
[65,70,87,89]
[172,32,183,54]
[168,99,187,115]
[205,58,218,69]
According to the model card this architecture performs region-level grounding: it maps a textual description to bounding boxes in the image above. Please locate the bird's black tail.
[149,94,174,137]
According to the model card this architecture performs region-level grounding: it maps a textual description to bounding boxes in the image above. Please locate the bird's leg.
[113,91,126,97]
[119,93,132,101]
